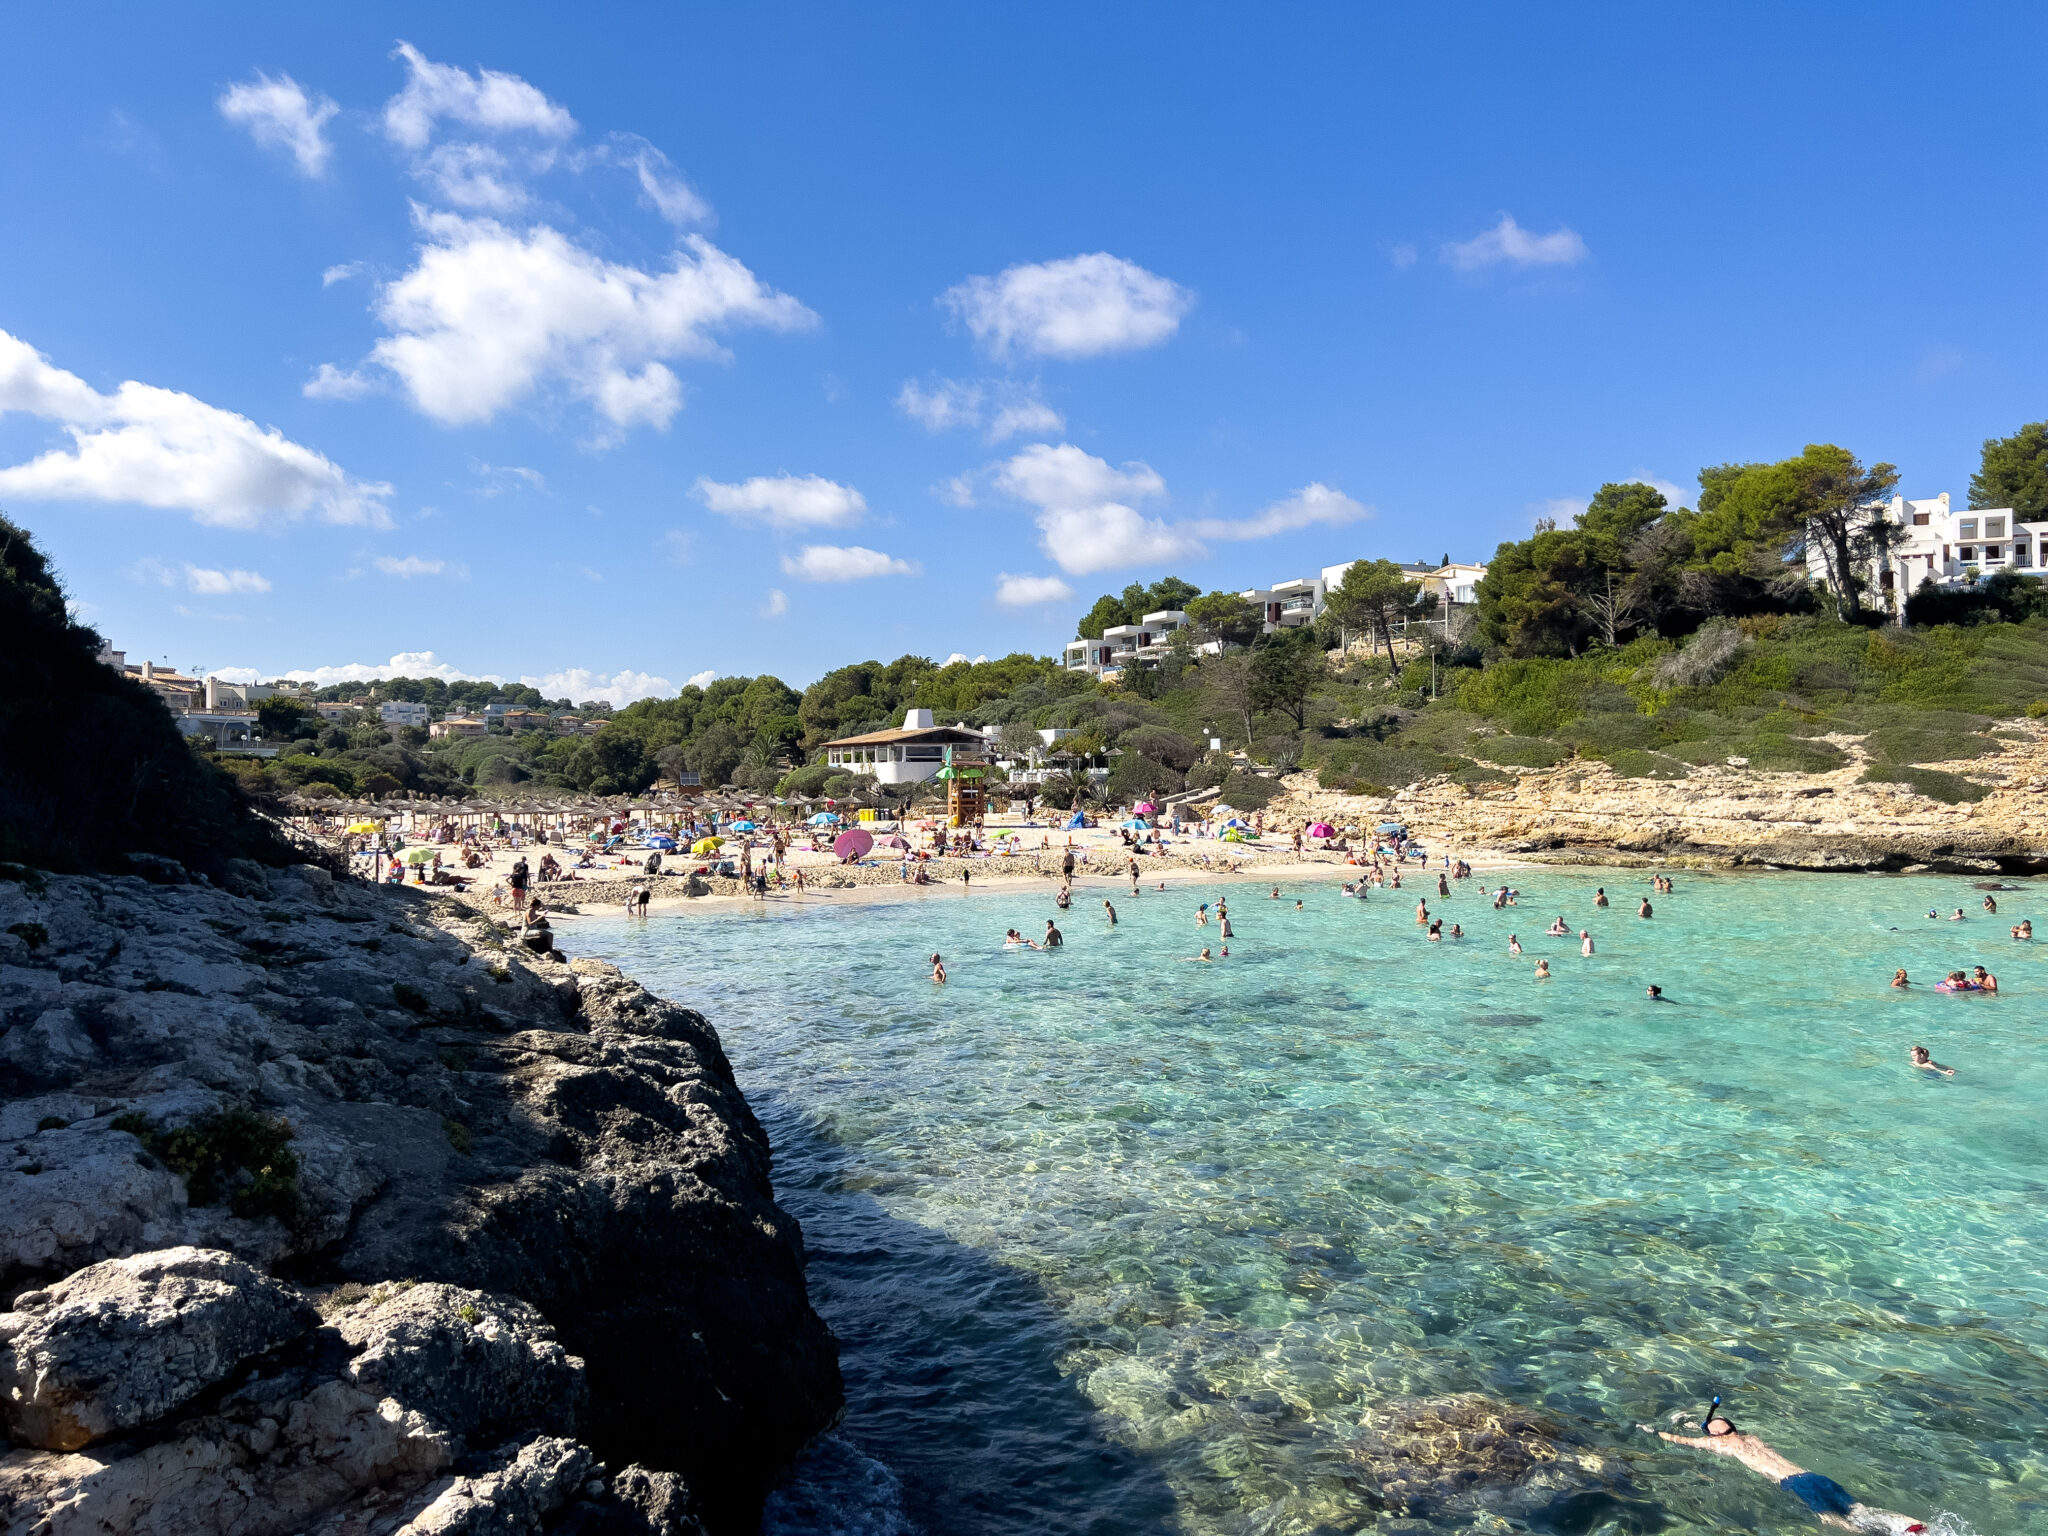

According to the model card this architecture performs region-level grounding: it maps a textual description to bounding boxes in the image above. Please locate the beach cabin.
[822,709,987,786]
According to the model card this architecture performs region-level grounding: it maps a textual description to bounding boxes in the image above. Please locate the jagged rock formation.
[0,862,840,1534]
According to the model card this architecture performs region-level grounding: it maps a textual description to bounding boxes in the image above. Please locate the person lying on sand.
[1643,1405,1927,1533]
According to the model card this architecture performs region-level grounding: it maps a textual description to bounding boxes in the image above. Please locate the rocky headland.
[0,858,841,1535]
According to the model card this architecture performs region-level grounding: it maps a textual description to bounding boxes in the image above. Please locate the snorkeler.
[1643,1403,1927,1533]
[1908,1045,1955,1076]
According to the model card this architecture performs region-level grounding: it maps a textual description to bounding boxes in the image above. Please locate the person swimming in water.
[1908,1045,1954,1076]
[1971,964,1997,993]
[1533,958,1551,979]
[1180,947,1213,962]
[1646,984,1672,1001]
[1580,930,1595,956]
[1644,1404,1928,1533]
[1104,899,1118,925]
[1983,893,1998,914]
[1639,897,1654,919]
[930,953,947,983]
[1547,915,1569,936]
[1949,908,1965,921]
[1508,934,1522,956]
[1448,923,1463,939]
[1427,919,1442,942]
[1890,968,1910,988]
[1294,899,1304,910]
[2013,919,2033,940]
[1043,920,1063,949]
[1594,887,1609,908]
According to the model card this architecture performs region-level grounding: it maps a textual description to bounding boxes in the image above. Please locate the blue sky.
[4,4,2046,700]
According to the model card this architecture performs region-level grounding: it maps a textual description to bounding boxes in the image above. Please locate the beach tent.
[1308,822,1335,837]
[832,827,874,862]
[1222,829,1254,843]
[1065,811,1087,829]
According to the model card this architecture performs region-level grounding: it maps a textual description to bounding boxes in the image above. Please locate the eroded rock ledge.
[0,863,841,1534]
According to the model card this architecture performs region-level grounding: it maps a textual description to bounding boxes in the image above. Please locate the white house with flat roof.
[1835,493,2047,612]
[822,708,989,784]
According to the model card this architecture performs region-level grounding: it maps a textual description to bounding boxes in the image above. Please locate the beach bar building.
[822,709,988,786]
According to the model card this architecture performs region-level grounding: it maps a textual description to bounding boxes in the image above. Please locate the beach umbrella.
[1133,801,1157,815]
[879,834,910,850]
[1121,817,1150,830]
[832,827,874,862]
[645,835,677,850]
[1308,822,1335,838]
[1223,817,1250,829]
[731,819,756,831]
[808,811,840,826]
[404,848,436,864]
[347,821,382,834]
[690,836,724,855]
[1208,804,1236,819]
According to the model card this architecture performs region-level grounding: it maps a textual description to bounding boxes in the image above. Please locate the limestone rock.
[392,1436,592,1535]
[338,1284,585,1445]
[0,1247,318,1450]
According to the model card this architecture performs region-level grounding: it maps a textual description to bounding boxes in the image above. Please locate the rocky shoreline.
[0,859,840,1535]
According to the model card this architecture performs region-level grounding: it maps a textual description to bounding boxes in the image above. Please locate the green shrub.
[1469,736,1571,769]
[114,1108,304,1225]
[393,982,430,1014]
[35,1115,66,1131]
[1214,770,1278,811]
[444,1119,474,1155]
[1860,765,1990,803]
[1603,749,1689,779]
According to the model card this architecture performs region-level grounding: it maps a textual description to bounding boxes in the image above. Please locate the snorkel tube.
[1701,1394,1722,1433]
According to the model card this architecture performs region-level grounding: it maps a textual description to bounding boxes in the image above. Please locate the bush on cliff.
[0,514,294,876]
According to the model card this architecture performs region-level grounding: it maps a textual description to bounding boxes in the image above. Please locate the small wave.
[1923,1514,1981,1536]
[762,1433,918,1536]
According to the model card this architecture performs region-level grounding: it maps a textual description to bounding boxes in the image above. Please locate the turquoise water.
[572,869,2048,1535]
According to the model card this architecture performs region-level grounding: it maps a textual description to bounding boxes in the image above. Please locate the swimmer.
[1594,887,1609,908]
[1580,930,1594,957]
[1180,947,1214,962]
[1639,897,1654,919]
[1294,899,1304,910]
[2013,919,2033,940]
[1972,964,1997,993]
[1271,886,1281,899]
[1547,915,1569,936]
[1043,920,1063,949]
[1984,893,1998,913]
[1448,923,1463,939]
[1533,959,1551,980]
[1197,903,1210,926]
[1416,899,1430,925]
[1003,929,1037,950]
[1427,919,1442,943]
[1219,913,1233,938]
[1104,900,1117,926]
[1508,934,1522,956]
[1908,1045,1954,1076]
[1643,1404,1928,1533]
[1646,984,1673,1001]
[930,953,947,983]
[1219,944,1228,958]
[1950,908,1965,921]
[1890,968,1909,988]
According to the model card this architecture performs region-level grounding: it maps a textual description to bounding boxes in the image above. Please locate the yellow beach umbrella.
[690,836,724,855]
[347,821,382,834]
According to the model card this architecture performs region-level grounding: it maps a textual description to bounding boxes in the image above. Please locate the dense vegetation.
[0,515,296,874]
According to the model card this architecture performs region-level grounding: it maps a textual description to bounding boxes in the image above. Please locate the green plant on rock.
[113,1108,304,1225]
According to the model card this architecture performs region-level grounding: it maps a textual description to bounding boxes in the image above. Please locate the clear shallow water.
[571,869,2048,1536]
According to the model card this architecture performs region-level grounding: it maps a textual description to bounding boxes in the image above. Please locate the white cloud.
[937,473,978,508]
[1632,476,1687,507]
[1390,243,1418,269]
[685,669,717,689]
[659,529,695,565]
[992,442,1190,576]
[322,262,365,287]
[288,650,490,686]
[943,253,1194,359]
[993,572,1073,607]
[0,328,391,529]
[780,544,921,582]
[328,211,812,434]
[184,565,271,594]
[897,377,1063,442]
[218,72,338,178]
[694,472,865,530]
[616,137,711,227]
[304,363,376,400]
[1443,214,1588,272]
[761,587,788,617]
[372,554,464,579]
[415,140,533,212]
[208,666,262,685]
[521,667,670,707]
[1536,496,1585,527]
[1190,482,1371,541]
[382,43,576,151]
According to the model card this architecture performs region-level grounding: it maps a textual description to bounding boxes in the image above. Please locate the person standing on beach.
[1062,848,1076,881]
[509,856,530,912]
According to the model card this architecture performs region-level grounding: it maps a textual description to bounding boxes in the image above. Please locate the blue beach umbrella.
[808,811,841,826]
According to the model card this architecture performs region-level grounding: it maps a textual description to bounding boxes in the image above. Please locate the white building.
[1062,609,1197,676]
[822,708,989,785]
[379,700,432,727]
[1838,493,2046,612]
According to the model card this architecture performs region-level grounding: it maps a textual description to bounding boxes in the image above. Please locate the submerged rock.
[1348,1394,1663,1530]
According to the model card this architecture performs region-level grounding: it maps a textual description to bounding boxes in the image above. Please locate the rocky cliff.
[0,860,841,1535]
[1269,723,2048,872]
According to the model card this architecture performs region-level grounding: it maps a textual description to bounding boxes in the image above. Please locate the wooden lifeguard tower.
[935,745,986,828]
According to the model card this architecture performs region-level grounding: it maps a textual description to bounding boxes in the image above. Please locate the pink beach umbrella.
[1133,801,1158,815]
[832,827,875,862]
[1309,822,1335,838]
